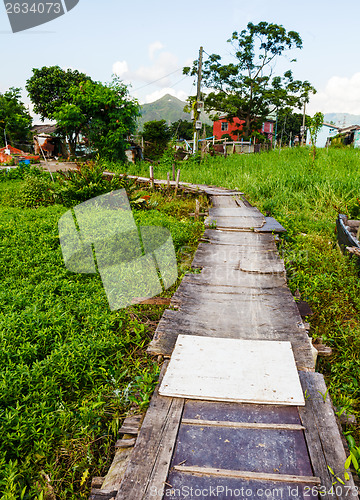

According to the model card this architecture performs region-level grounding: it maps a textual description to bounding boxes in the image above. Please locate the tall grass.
[117,148,360,431]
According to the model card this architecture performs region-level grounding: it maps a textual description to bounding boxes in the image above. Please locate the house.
[213,116,275,141]
[31,124,69,158]
[0,145,39,164]
[306,123,340,148]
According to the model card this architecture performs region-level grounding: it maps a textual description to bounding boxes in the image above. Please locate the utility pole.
[193,46,203,154]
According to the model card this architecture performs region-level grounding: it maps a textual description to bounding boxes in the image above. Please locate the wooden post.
[195,199,200,219]
[175,169,180,196]
[167,172,170,190]
[172,163,175,181]
[149,165,154,188]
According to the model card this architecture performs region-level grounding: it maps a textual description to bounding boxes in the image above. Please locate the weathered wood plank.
[148,310,314,371]
[172,269,287,290]
[183,400,302,425]
[205,215,265,229]
[191,241,285,272]
[201,229,278,248]
[118,415,142,435]
[299,372,356,500]
[115,362,184,500]
[182,419,305,431]
[254,217,287,233]
[208,207,265,218]
[172,466,321,485]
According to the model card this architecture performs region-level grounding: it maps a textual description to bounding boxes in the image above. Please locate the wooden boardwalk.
[91,184,357,500]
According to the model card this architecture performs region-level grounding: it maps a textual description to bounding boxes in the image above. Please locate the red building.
[213,116,274,141]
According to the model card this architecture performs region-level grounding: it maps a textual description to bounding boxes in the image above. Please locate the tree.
[0,88,32,148]
[26,67,139,159]
[142,120,172,160]
[170,119,193,140]
[308,112,324,160]
[26,66,91,120]
[184,22,315,140]
[276,110,310,146]
[54,77,140,159]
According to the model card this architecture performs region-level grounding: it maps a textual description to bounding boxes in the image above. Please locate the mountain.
[324,113,360,127]
[138,94,212,129]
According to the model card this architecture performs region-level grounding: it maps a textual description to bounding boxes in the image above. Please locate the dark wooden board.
[164,400,319,499]
[164,473,319,499]
[115,362,184,500]
[172,425,313,476]
[299,372,357,500]
[183,400,301,425]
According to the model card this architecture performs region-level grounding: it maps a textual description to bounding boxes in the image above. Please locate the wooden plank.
[205,215,265,229]
[148,304,314,371]
[165,472,319,498]
[299,372,356,500]
[115,361,184,500]
[201,229,278,248]
[118,415,142,435]
[172,269,287,290]
[208,207,265,218]
[191,241,284,271]
[183,400,302,425]
[172,466,321,485]
[254,217,287,233]
[159,336,305,405]
[182,419,305,431]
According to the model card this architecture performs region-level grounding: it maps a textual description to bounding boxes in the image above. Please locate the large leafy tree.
[26,66,91,120]
[54,77,140,159]
[184,22,315,139]
[26,67,139,159]
[0,88,32,148]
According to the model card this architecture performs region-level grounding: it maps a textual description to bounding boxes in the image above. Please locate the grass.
[113,147,360,437]
[0,175,206,499]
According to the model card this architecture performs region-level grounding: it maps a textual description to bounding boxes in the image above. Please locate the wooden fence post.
[149,165,154,188]
[167,172,170,190]
[175,169,180,196]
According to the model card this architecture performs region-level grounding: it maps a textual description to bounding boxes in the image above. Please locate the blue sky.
[1,0,360,121]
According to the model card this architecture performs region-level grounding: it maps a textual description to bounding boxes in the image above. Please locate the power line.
[132,68,184,91]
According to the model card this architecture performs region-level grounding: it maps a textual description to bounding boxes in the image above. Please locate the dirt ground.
[39,160,77,172]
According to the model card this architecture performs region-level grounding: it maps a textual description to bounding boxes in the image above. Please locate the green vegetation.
[0,88,32,149]
[0,169,206,498]
[184,22,315,140]
[122,147,360,438]
[26,67,139,159]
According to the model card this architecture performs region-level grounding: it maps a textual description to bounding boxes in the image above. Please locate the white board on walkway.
[159,336,305,406]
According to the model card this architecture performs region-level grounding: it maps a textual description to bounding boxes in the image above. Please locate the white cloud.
[148,41,164,60]
[308,73,360,115]
[135,51,179,86]
[144,88,188,104]
[112,60,129,77]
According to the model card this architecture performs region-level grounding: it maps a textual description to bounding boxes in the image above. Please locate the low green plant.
[0,179,205,497]
[16,174,54,208]
[53,160,136,206]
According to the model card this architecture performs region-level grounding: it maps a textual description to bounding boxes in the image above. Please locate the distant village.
[1,93,360,166]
